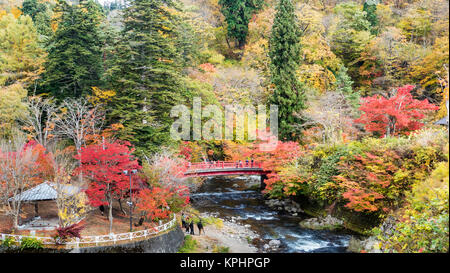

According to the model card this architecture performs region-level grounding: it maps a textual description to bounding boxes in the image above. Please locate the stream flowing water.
[190,175,353,253]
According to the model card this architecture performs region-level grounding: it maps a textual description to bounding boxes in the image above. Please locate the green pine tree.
[363,0,379,35]
[269,0,306,140]
[38,0,104,100]
[334,64,360,112]
[20,0,53,39]
[108,0,186,156]
[219,0,263,49]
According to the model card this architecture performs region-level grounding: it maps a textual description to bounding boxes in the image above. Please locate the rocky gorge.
[190,176,354,253]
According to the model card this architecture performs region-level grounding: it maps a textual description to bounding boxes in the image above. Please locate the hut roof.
[435,116,449,126]
[8,182,81,202]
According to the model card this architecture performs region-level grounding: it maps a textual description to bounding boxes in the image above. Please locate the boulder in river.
[265,198,304,216]
[299,215,344,231]
[347,236,381,253]
[269,240,281,248]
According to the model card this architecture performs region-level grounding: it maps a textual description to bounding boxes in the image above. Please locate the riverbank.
[180,212,259,253]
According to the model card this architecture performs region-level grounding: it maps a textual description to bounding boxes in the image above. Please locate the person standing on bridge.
[251,158,254,167]
[246,158,249,167]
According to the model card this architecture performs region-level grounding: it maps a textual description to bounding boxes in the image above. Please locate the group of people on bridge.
[188,157,256,169]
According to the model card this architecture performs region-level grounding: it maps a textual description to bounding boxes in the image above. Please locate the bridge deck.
[184,161,270,177]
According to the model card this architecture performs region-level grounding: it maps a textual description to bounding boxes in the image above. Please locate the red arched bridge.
[184,161,271,189]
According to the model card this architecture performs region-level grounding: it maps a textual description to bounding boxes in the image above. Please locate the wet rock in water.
[347,236,381,253]
[299,215,344,231]
[269,240,281,248]
[232,184,239,188]
[263,244,270,250]
[311,246,349,253]
[379,216,396,236]
[347,216,395,253]
[265,198,303,216]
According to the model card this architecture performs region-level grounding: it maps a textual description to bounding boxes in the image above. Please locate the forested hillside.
[0,0,448,253]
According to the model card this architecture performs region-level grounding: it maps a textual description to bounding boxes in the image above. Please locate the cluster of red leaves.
[178,143,193,161]
[56,223,84,240]
[178,141,207,162]
[355,85,439,137]
[333,150,402,212]
[0,140,54,190]
[74,141,140,207]
[24,140,54,181]
[136,185,189,221]
[84,123,124,146]
[198,63,216,73]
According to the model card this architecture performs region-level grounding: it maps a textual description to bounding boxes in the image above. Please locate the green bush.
[213,245,230,253]
[1,236,17,248]
[178,235,197,253]
[20,237,44,251]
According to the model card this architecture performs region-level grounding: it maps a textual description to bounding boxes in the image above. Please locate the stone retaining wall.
[0,226,185,253]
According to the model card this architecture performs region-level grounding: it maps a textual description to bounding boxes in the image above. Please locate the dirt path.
[187,217,259,253]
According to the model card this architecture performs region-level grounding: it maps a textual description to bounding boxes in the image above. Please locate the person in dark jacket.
[189,219,195,235]
[185,217,190,233]
[197,219,204,235]
[135,215,144,227]
[181,213,186,229]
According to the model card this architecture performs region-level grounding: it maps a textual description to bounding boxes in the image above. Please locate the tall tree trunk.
[13,202,22,229]
[108,199,113,234]
[118,198,127,215]
[77,147,83,184]
[13,214,19,229]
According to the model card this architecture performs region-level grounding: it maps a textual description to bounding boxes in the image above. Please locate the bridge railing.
[186,161,263,172]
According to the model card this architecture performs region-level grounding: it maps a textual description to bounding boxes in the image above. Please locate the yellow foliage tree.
[88,86,116,106]
[0,12,46,137]
[410,36,449,115]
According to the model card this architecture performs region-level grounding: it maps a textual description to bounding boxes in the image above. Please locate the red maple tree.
[74,141,140,232]
[136,186,189,224]
[355,85,439,137]
[136,152,190,223]
[24,140,54,182]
